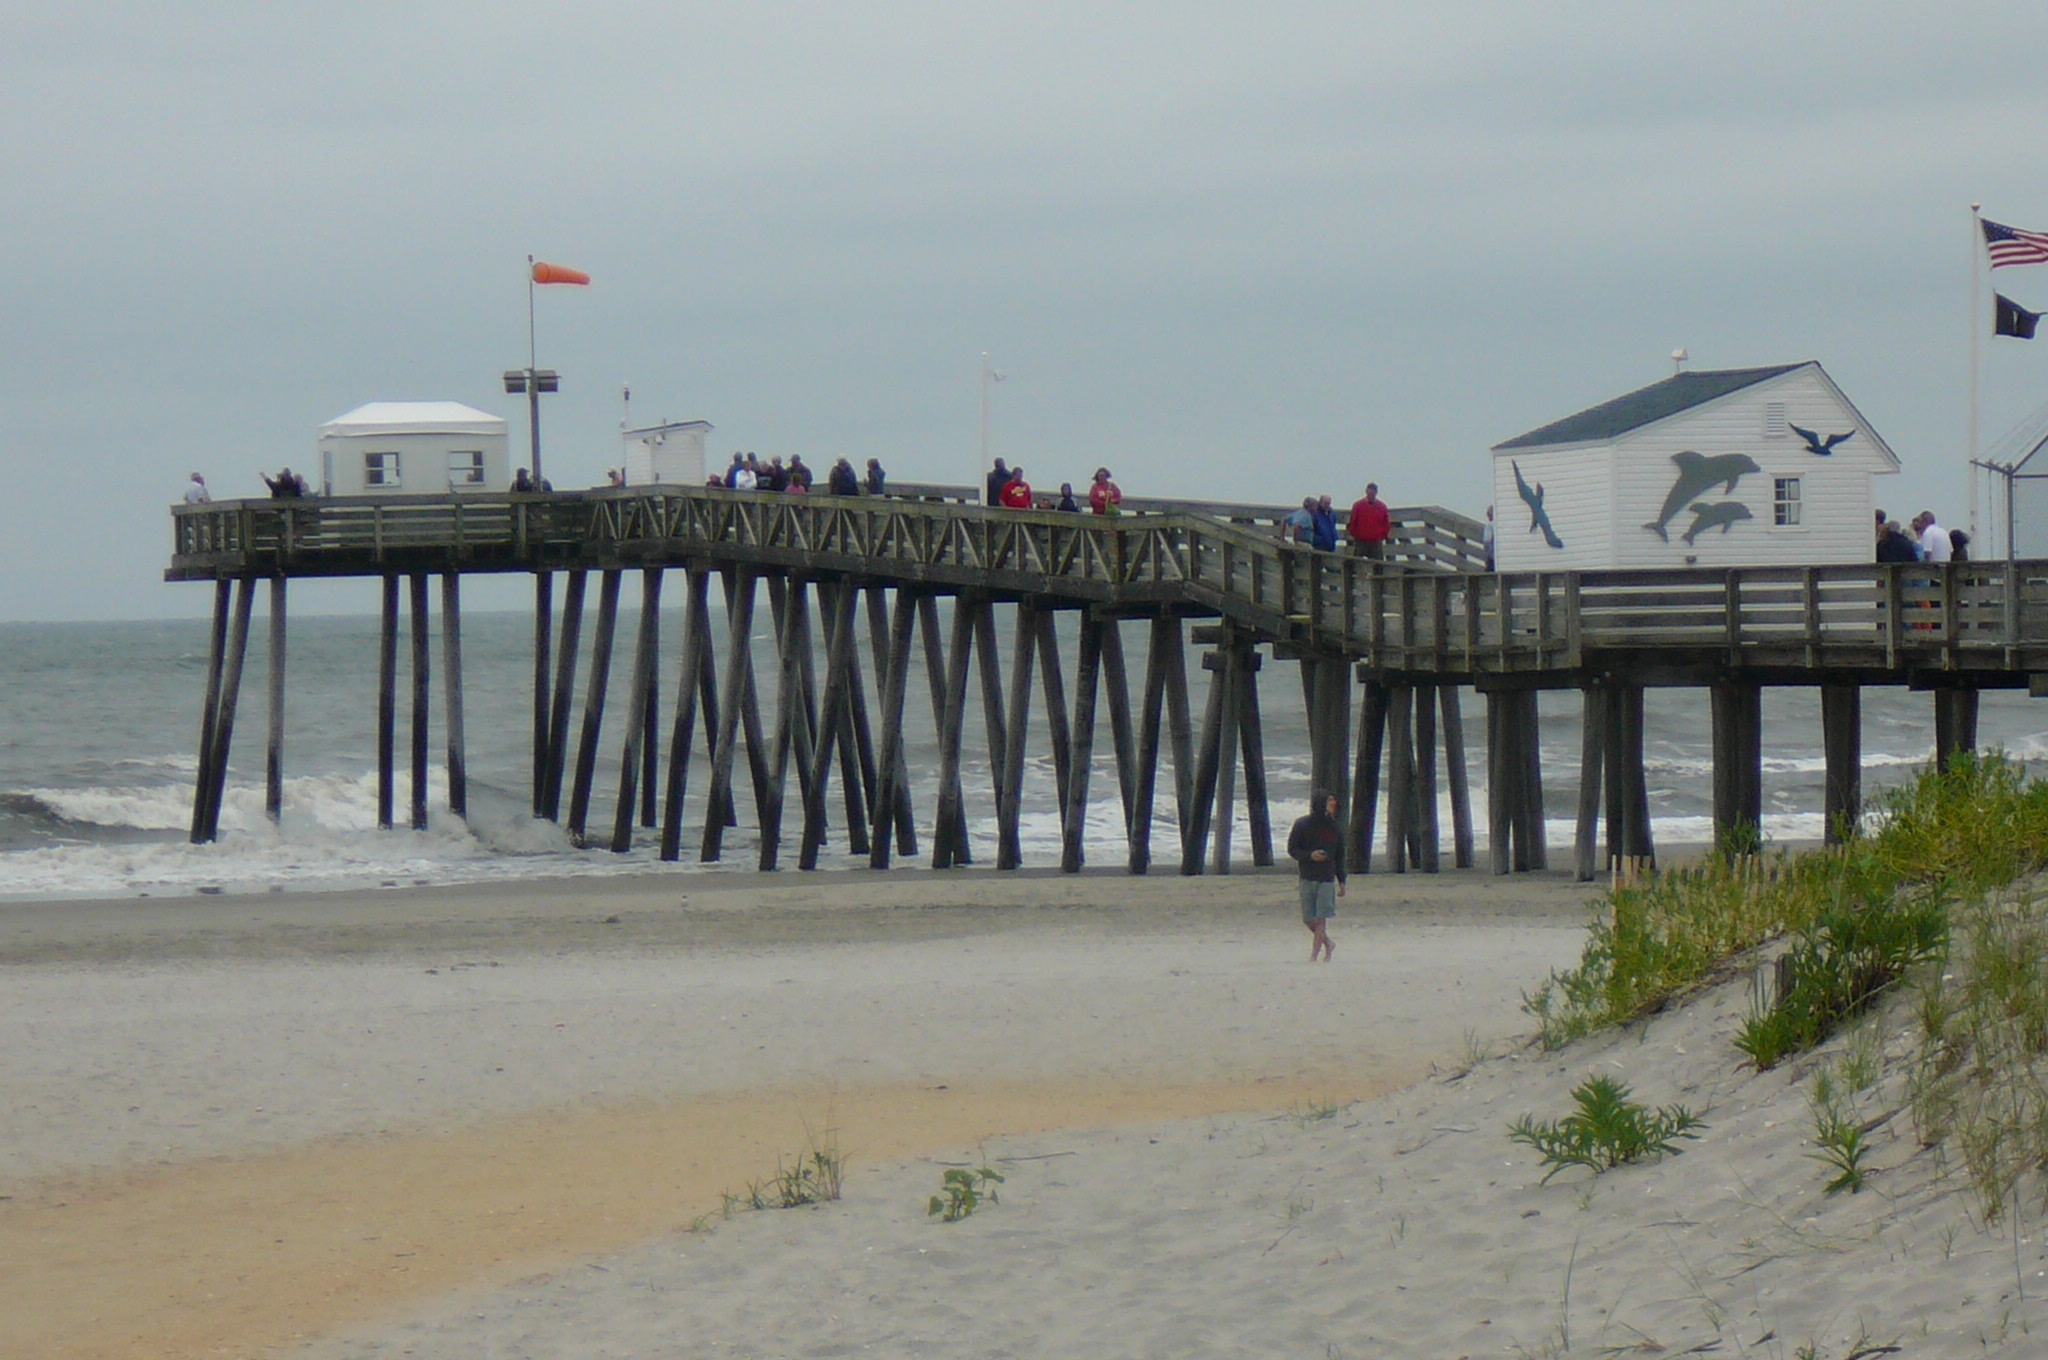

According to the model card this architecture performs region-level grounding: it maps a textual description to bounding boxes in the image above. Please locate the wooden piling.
[531,572,552,818]
[932,592,977,869]
[998,601,1038,871]
[1061,614,1105,872]
[868,586,919,870]
[701,568,757,862]
[377,574,398,831]
[801,581,860,869]
[760,575,809,870]
[1182,644,1228,874]
[441,574,467,820]
[1574,684,1608,882]
[265,576,286,823]
[610,568,663,852]
[1820,681,1860,845]
[199,578,256,843]
[1384,683,1414,873]
[1413,681,1440,872]
[566,569,621,845]
[408,571,430,831]
[1099,619,1140,853]
[190,580,231,844]
[865,585,917,857]
[1440,685,1474,868]
[1934,688,1980,769]
[1209,642,1241,876]
[659,567,711,862]
[1351,679,1390,875]
[541,570,586,822]
[1238,646,1273,868]
[1710,679,1763,849]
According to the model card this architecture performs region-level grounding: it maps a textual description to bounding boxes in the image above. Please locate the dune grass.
[1523,754,2048,1054]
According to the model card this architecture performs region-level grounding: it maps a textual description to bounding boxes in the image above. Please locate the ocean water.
[1,604,2043,900]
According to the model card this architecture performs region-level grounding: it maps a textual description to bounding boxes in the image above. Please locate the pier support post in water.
[441,573,467,820]
[377,574,398,831]
[659,567,712,862]
[610,567,663,853]
[408,572,430,831]
[189,577,254,844]
[531,571,552,818]
[1573,683,1609,882]
[1710,679,1762,851]
[1350,678,1390,874]
[1604,683,1654,875]
[265,576,286,823]
[541,570,587,823]
[1934,687,1980,770]
[566,569,622,846]
[1440,685,1474,869]
[1821,681,1860,845]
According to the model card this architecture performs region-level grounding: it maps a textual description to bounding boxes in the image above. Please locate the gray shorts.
[1298,879,1337,921]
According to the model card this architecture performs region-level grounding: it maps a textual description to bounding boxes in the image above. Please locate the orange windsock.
[531,261,590,286]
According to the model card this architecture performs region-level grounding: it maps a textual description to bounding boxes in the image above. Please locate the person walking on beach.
[1346,483,1390,559]
[1286,789,1346,962]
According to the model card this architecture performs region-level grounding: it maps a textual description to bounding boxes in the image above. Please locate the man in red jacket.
[1346,483,1390,559]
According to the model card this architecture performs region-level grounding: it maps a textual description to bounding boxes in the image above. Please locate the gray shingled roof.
[1494,363,1809,451]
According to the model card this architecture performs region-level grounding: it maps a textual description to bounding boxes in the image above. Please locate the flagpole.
[1970,204,1982,549]
[527,255,542,483]
[980,352,991,484]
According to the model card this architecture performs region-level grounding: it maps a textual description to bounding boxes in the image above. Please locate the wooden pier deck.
[168,485,2048,879]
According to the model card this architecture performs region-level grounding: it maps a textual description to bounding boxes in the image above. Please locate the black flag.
[1996,292,2041,339]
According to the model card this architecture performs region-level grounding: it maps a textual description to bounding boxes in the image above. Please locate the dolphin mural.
[1645,451,1760,541]
[1512,460,1564,549]
[1680,500,1753,545]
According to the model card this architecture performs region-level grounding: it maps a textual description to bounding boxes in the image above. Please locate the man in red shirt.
[998,466,1034,509]
[1346,483,1391,559]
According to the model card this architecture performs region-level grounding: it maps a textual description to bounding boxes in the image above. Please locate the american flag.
[1983,217,2048,268]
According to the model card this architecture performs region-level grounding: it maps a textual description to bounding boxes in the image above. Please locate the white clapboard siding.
[1492,363,1899,572]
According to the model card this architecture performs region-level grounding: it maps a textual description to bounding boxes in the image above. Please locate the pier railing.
[170,487,2048,680]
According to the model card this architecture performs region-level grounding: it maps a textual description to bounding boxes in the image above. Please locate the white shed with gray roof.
[1489,362,1900,573]
[316,402,510,496]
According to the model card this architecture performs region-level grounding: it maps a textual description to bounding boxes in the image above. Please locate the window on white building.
[365,451,401,487]
[1774,476,1802,526]
[448,450,485,487]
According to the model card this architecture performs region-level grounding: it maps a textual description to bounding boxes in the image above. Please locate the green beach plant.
[1525,753,2048,1054]
[1508,1074,1704,1183]
[928,1162,1005,1222]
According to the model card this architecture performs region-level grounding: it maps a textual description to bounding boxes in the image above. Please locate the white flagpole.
[980,352,990,480]
[1970,203,1982,548]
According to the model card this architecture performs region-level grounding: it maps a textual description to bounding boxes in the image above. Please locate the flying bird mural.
[1789,423,1853,456]
[1645,451,1760,541]
[1680,500,1753,545]
[1512,460,1564,549]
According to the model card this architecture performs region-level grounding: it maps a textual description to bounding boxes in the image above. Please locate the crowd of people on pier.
[1875,507,1968,563]
[710,452,886,497]
[1270,483,1391,558]
[981,460,1122,516]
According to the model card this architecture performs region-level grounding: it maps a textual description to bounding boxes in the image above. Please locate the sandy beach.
[5,863,2043,1357]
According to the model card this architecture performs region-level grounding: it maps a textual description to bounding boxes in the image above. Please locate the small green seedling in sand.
[1508,1074,1704,1183]
[1809,1066,1871,1195]
[928,1163,1005,1222]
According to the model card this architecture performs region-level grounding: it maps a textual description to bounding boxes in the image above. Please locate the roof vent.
[1765,401,1787,438]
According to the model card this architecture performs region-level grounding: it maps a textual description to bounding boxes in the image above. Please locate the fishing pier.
[168,487,2048,879]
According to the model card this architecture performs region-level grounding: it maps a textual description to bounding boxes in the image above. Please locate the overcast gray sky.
[6,2,2046,621]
